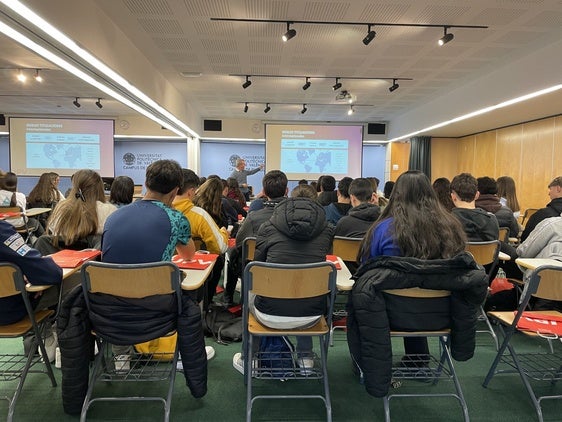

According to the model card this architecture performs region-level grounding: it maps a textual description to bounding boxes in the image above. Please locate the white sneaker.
[297,356,314,375]
[39,331,58,363]
[206,346,216,361]
[233,352,244,375]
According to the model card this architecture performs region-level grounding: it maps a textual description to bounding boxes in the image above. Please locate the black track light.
[264,103,271,113]
[95,98,103,109]
[347,105,354,116]
[243,102,248,113]
[73,97,81,108]
[282,22,296,42]
[332,78,342,91]
[389,79,399,92]
[363,25,376,46]
[301,104,307,114]
[242,75,252,89]
[302,77,311,90]
[34,69,43,82]
[438,27,454,46]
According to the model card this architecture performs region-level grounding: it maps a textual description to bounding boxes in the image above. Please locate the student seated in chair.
[0,220,62,362]
[354,171,469,380]
[233,184,334,374]
[37,169,117,255]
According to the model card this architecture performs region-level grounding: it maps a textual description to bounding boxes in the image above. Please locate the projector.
[335,90,354,103]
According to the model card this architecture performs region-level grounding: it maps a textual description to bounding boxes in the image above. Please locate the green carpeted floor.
[2,326,562,421]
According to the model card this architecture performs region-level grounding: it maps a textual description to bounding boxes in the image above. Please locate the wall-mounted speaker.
[204,119,222,131]
[367,122,386,135]
[0,114,5,126]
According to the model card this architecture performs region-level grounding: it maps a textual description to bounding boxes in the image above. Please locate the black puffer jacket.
[57,286,207,415]
[254,197,334,316]
[347,253,488,398]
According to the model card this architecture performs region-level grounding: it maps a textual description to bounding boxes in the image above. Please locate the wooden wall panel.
[520,119,555,210]
[554,116,562,178]
[456,136,475,173]
[389,142,410,181]
[430,138,458,181]
[472,131,497,177]
[495,125,522,181]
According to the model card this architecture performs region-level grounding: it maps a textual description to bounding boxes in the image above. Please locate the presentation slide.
[9,117,115,177]
[265,124,363,180]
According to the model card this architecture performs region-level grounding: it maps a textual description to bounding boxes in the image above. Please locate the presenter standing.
[229,158,264,201]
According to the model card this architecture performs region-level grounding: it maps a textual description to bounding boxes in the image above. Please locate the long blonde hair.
[48,170,106,246]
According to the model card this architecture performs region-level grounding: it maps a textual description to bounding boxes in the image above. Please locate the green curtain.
[408,136,431,178]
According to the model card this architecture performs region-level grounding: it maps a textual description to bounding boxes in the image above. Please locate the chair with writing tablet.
[483,265,562,422]
[0,262,57,422]
[465,240,501,350]
[79,261,183,422]
[329,236,362,346]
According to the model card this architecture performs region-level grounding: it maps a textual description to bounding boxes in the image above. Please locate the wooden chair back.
[332,236,362,262]
[384,287,451,298]
[0,263,22,298]
[81,261,181,299]
[245,261,336,300]
[521,208,539,227]
[242,236,256,263]
[498,227,509,242]
[465,240,500,267]
[531,267,562,301]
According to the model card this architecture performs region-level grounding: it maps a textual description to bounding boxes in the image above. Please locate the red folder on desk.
[172,252,218,269]
[325,255,342,270]
[50,249,101,268]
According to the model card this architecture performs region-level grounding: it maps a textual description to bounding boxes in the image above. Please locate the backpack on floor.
[203,304,243,344]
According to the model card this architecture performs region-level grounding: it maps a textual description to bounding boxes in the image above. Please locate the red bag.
[516,312,562,336]
[489,268,514,295]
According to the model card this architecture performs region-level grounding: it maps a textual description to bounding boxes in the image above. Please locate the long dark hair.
[360,171,466,261]
[432,177,455,212]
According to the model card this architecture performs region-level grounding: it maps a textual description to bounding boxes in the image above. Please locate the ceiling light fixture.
[363,25,376,45]
[282,22,296,42]
[72,97,81,108]
[389,79,400,92]
[264,103,271,113]
[301,104,307,114]
[243,102,248,113]
[0,2,198,138]
[16,69,26,82]
[438,27,454,46]
[302,77,311,90]
[332,78,342,91]
[242,75,252,89]
[347,105,354,115]
[95,98,102,108]
[34,68,42,82]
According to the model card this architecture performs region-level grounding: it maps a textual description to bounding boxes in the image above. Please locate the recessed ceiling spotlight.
[16,69,26,83]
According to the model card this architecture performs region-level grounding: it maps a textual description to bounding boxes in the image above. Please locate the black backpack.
[203,304,243,344]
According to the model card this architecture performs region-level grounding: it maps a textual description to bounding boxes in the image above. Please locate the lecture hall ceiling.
[0,0,562,138]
